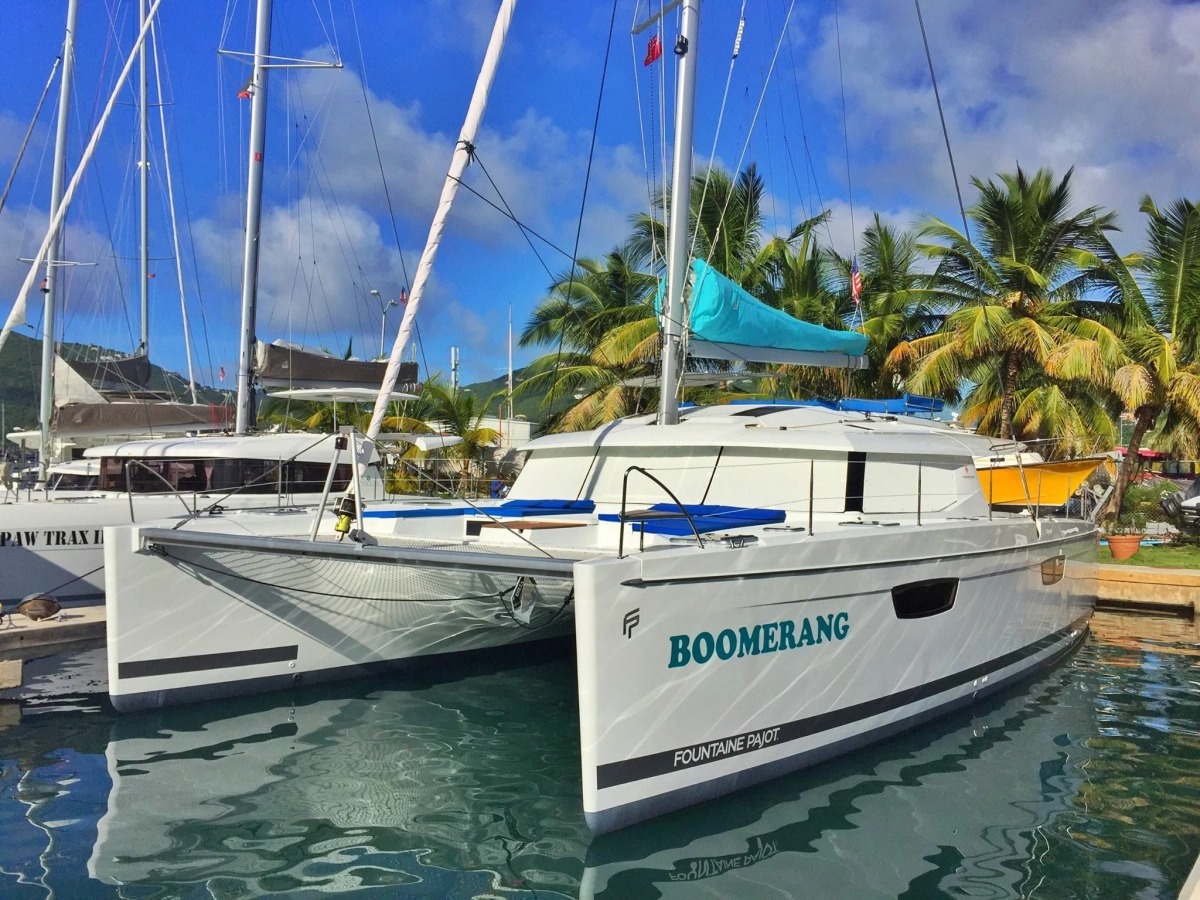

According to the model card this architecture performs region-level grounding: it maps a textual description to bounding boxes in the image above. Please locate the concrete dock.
[1096,563,1198,617]
[0,605,106,690]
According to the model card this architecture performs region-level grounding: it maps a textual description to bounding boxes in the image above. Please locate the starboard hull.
[574,519,1096,834]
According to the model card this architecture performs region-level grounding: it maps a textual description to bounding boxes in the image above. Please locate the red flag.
[644,34,662,66]
[851,256,863,305]
[400,289,408,304]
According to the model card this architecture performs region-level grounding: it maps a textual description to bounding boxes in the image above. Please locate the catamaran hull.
[0,496,342,604]
[574,519,1096,834]
[104,524,576,712]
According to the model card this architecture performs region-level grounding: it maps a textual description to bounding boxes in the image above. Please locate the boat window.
[732,406,784,417]
[98,457,351,494]
[892,578,958,619]
[48,472,98,491]
[705,448,846,512]
[584,448,720,506]
[505,448,597,502]
[845,451,866,512]
[862,456,971,514]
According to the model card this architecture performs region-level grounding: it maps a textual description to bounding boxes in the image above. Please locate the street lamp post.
[371,289,399,357]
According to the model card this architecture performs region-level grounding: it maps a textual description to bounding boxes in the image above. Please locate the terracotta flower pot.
[1106,533,1144,561]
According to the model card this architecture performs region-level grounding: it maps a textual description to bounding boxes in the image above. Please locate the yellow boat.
[975,455,1109,506]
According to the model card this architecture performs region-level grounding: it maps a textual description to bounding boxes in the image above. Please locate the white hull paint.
[575,518,1095,833]
[0,488,383,603]
[104,521,576,712]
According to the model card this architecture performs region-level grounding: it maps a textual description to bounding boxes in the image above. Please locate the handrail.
[618,465,705,558]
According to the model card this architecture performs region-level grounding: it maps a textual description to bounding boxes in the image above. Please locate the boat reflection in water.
[86,655,1096,899]
[87,651,589,897]
[581,670,1096,900]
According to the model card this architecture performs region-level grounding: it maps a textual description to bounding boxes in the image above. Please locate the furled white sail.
[363,0,518,445]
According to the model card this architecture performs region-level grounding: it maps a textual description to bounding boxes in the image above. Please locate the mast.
[657,0,700,427]
[363,0,518,444]
[38,0,79,477]
[138,0,150,354]
[151,24,199,404]
[507,301,514,421]
[234,0,272,434]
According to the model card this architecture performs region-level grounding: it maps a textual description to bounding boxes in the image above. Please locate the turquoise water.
[1,611,1198,898]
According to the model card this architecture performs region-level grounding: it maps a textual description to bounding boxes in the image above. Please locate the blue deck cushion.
[490,499,595,516]
[599,503,785,536]
[365,498,594,520]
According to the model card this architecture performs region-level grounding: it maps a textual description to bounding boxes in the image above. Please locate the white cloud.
[0,205,137,352]
[802,0,1200,251]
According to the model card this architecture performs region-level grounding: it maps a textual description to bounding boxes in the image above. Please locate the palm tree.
[1086,197,1200,515]
[517,243,659,430]
[420,380,502,493]
[889,165,1122,441]
[631,163,775,289]
[838,215,943,398]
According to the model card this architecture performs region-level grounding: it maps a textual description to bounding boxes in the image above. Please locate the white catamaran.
[103,0,1096,835]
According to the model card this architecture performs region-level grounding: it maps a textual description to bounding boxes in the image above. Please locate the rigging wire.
[690,2,748,264]
[0,57,60,217]
[630,5,658,266]
[832,0,866,333]
[914,0,970,243]
[469,152,558,282]
[349,0,411,293]
[150,20,199,402]
[547,0,622,402]
[447,174,576,265]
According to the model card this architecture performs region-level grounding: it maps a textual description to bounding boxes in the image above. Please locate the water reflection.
[0,615,1197,898]
[583,673,1093,899]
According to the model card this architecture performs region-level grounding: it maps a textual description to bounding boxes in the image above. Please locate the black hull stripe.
[595,613,1089,790]
[118,644,298,679]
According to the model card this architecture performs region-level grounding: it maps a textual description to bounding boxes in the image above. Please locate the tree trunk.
[1106,405,1158,521]
[999,353,1019,439]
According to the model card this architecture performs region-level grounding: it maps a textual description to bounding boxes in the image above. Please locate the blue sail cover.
[657,259,868,367]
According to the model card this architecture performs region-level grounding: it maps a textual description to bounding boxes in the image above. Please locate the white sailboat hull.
[574,518,1095,834]
[104,524,576,712]
[0,495,317,603]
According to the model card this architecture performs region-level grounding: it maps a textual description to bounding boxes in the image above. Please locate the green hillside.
[460,366,546,422]
[0,332,231,439]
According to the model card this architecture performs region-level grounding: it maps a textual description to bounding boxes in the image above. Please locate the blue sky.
[1,0,1198,402]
